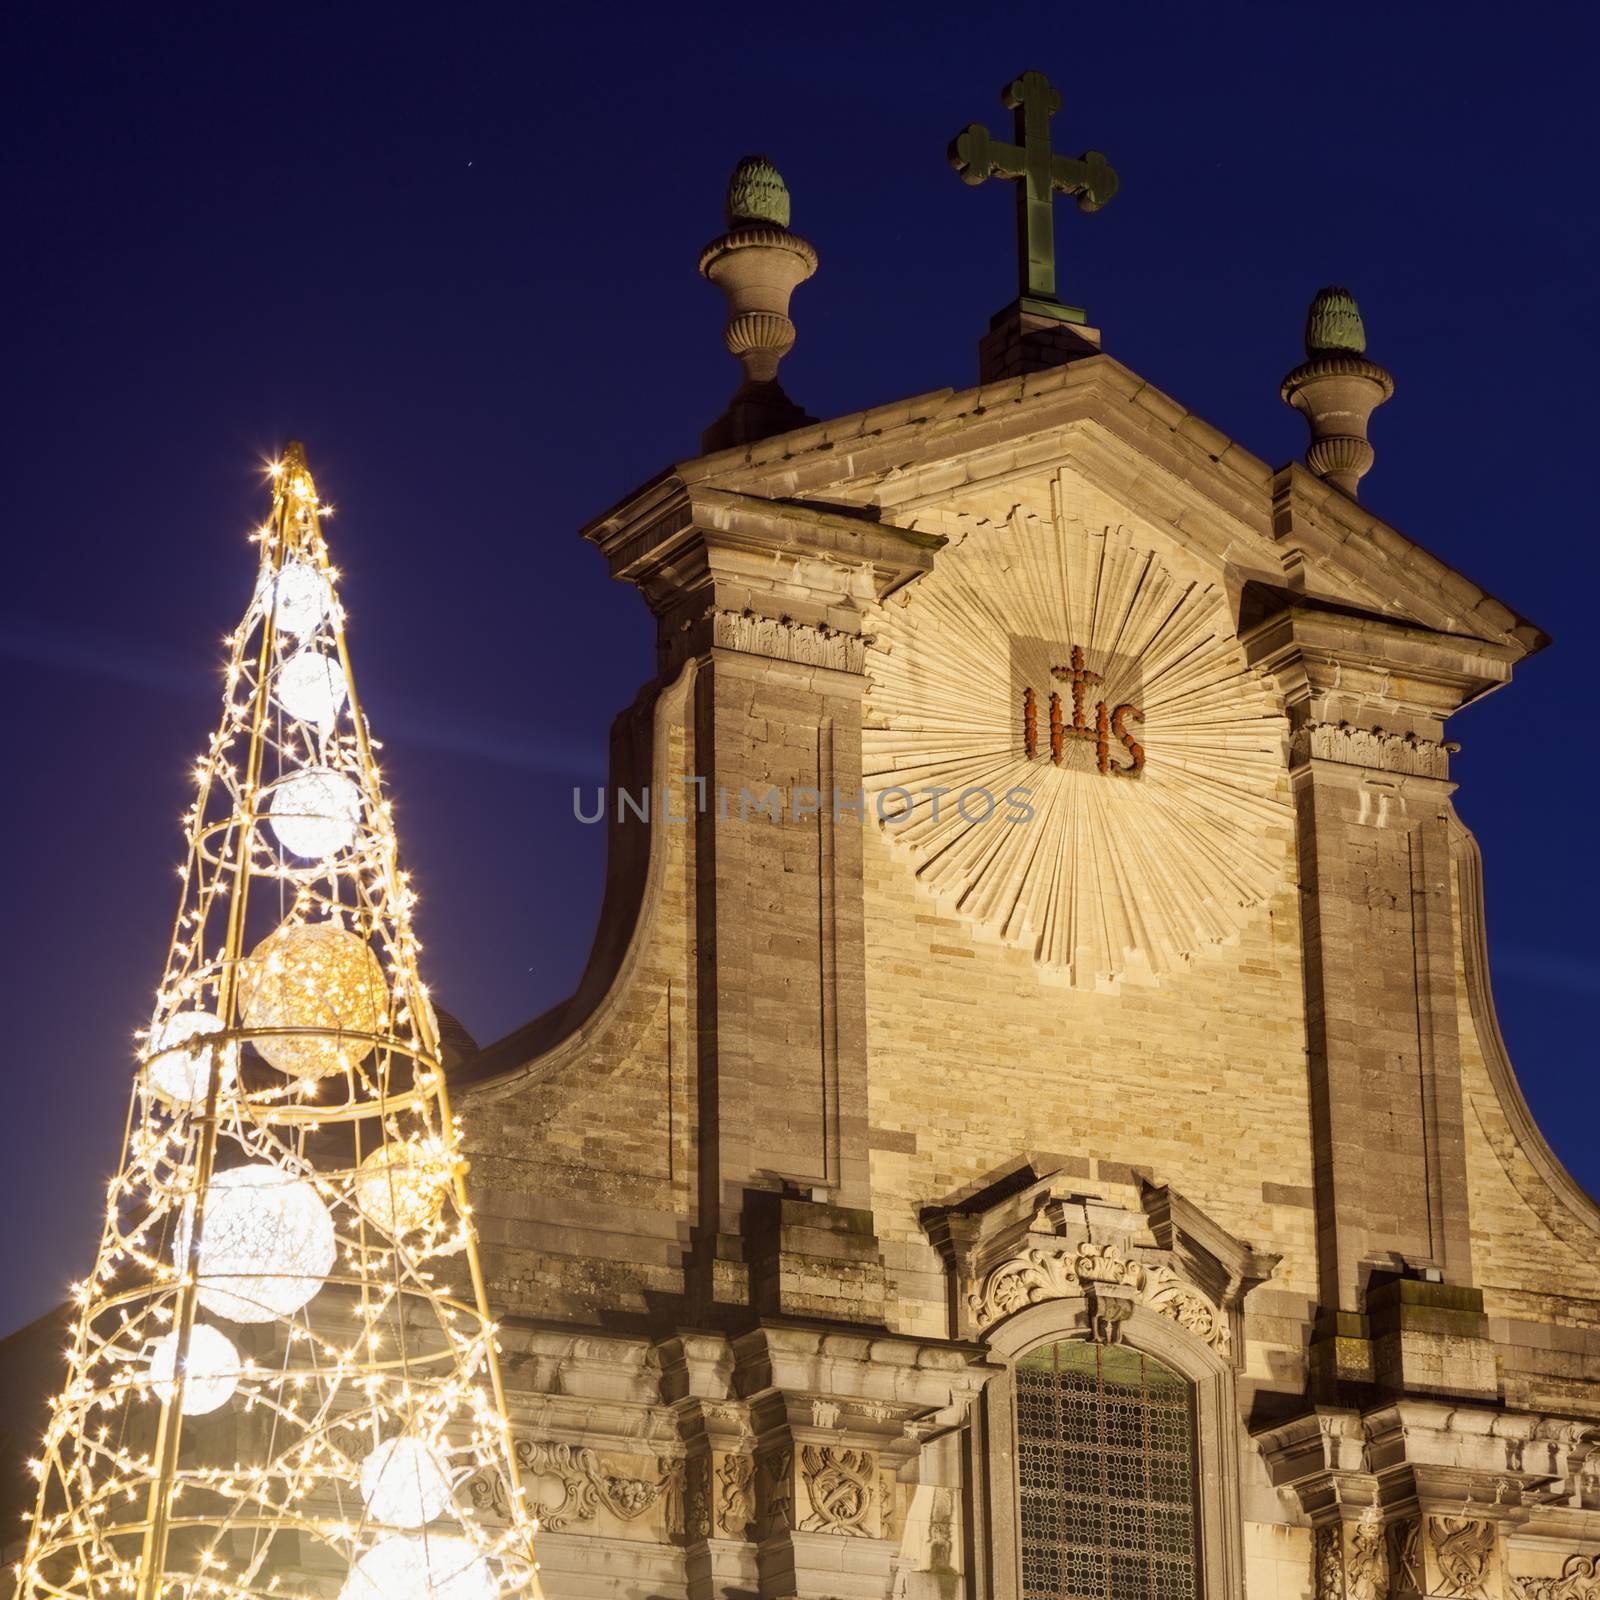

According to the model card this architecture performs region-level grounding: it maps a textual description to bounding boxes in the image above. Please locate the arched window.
[1014,1340,1199,1600]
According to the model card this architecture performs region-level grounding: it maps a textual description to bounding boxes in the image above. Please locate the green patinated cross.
[949,70,1118,322]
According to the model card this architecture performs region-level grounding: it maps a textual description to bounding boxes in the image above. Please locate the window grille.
[1015,1339,1199,1600]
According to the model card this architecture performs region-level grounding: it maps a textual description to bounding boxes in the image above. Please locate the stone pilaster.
[584,483,936,1322]
[1243,585,1518,1384]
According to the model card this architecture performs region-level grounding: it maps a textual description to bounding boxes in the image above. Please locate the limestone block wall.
[460,675,699,1326]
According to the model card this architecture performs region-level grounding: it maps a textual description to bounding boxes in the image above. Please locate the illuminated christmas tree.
[18,444,540,1600]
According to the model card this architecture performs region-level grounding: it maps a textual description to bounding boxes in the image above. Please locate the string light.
[19,443,540,1600]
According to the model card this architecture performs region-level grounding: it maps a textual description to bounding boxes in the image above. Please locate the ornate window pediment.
[924,1163,1271,1600]
[922,1160,1278,1360]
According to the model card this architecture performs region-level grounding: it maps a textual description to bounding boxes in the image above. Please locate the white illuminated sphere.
[268,767,362,860]
[239,920,388,1078]
[277,649,348,731]
[340,1535,496,1600]
[359,1437,455,1528]
[191,1163,336,1323]
[146,1010,236,1106]
[265,560,331,637]
[146,1323,241,1416]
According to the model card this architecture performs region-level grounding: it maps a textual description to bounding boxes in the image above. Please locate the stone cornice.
[1242,604,1522,742]
[580,356,1545,659]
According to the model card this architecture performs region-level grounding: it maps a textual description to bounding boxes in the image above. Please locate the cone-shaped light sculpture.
[18,445,540,1600]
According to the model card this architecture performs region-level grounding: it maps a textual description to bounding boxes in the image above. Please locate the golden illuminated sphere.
[239,920,387,1078]
[355,1141,450,1238]
[146,1322,241,1416]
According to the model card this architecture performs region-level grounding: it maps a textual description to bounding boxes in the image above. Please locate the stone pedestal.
[977,297,1101,382]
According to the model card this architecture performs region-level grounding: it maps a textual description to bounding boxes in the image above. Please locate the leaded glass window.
[1015,1340,1199,1600]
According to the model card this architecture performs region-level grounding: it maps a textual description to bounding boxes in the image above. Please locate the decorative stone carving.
[812,1398,842,1428]
[1429,1517,1496,1600]
[711,608,867,672]
[969,1239,1231,1353]
[521,1439,667,1529]
[715,1452,756,1537]
[762,1447,794,1534]
[661,1456,687,1539]
[863,500,1288,985]
[1290,722,1454,778]
[465,1440,672,1531]
[1318,1525,1347,1600]
[1390,1517,1423,1597]
[1348,1510,1391,1600]
[1512,1557,1600,1600]
[855,1399,896,1422]
[799,1444,878,1537]
[685,1454,713,1540]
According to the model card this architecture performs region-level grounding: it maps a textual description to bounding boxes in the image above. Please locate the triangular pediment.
[624,352,1543,658]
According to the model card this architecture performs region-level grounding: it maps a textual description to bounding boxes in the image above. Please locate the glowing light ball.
[276,649,348,731]
[264,560,331,637]
[267,767,362,860]
[355,1142,450,1238]
[340,1535,497,1600]
[190,1163,336,1323]
[146,1322,242,1416]
[146,1010,236,1107]
[239,921,387,1078]
[359,1437,455,1528]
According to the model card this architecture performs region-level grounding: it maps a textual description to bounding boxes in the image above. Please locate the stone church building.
[430,80,1600,1600]
[6,74,1586,1600]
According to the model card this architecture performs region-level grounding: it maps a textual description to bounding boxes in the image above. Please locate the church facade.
[447,99,1600,1600]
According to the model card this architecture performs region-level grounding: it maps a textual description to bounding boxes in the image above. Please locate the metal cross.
[949,70,1118,320]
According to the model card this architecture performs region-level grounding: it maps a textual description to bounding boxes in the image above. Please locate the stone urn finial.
[698,154,818,452]
[1281,286,1394,499]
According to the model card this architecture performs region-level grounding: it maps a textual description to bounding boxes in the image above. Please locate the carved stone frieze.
[1429,1517,1497,1600]
[1511,1557,1600,1600]
[465,1438,675,1532]
[711,607,867,672]
[1290,720,1454,778]
[968,1239,1231,1353]
[799,1444,878,1537]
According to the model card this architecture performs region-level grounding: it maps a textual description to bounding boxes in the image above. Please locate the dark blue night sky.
[4,0,1596,1330]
